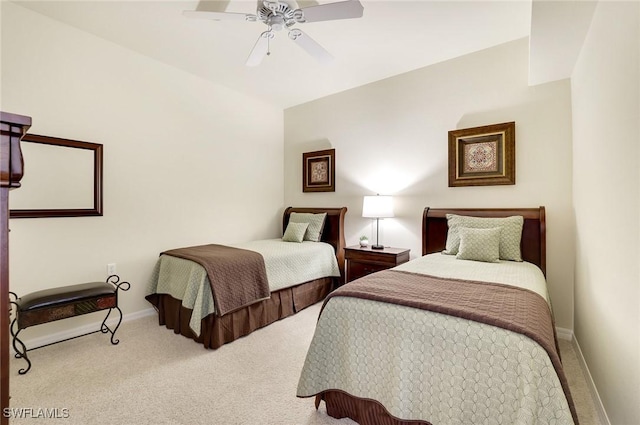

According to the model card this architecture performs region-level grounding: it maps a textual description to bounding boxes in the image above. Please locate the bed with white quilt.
[296,207,578,425]
[146,207,346,349]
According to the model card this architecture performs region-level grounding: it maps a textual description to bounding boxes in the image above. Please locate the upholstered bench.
[9,275,130,375]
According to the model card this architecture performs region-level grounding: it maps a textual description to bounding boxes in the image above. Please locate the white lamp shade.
[362,195,394,218]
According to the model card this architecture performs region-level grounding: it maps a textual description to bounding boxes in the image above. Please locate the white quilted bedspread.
[296,254,574,425]
[147,239,340,336]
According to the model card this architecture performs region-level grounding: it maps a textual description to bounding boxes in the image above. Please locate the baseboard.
[10,308,156,354]
[556,326,573,341]
[572,336,612,425]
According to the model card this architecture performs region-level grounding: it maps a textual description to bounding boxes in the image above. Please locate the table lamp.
[362,195,394,249]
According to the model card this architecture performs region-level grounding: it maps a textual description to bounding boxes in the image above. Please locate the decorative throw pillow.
[456,227,501,263]
[443,214,524,261]
[289,212,327,242]
[282,222,309,243]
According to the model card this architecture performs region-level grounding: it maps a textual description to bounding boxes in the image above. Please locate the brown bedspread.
[162,244,270,316]
[325,269,578,425]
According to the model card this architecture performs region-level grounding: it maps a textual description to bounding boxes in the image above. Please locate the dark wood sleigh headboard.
[422,207,546,275]
[283,207,347,281]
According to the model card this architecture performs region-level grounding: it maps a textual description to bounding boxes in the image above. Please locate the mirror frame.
[10,134,103,218]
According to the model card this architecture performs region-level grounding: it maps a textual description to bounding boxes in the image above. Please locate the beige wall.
[284,38,576,329]
[1,3,284,338]
[571,2,640,424]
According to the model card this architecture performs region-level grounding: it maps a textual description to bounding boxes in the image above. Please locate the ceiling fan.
[183,0,364,66]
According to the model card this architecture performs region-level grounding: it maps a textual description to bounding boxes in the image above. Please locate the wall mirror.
[9,134,103,218]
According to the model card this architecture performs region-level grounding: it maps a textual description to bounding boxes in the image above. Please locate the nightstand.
[344,245,410,283]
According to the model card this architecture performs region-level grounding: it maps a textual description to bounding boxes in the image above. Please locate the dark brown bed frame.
[148,206,347,349]
[317,207,548,425]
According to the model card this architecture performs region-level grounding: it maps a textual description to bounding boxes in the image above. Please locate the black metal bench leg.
[102,275,130,345]
[9,294,31,374]
[11,328,31,375]
[100,306,124,345]
[9,317,20,355]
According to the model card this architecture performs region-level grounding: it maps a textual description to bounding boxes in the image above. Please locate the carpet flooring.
[9,302,602,424]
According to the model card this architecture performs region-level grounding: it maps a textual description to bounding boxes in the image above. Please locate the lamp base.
[371,244,384,250]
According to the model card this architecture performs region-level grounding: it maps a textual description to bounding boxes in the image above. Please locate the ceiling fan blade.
[246,31,273,67]
[288,29,333,64]
[297,0,363,23]
[296,0,320,8]
[183,10,256,22]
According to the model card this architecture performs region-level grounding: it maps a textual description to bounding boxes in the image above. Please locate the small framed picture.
[448,122,515,187]
[303,149,335,192]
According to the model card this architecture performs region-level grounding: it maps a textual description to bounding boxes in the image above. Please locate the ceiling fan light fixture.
[268,15,286,31]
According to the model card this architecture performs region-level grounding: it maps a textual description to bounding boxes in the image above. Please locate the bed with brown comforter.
[146,207,346,349]
[297,207,578,425]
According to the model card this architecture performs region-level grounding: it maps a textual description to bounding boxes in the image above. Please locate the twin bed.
[145,206,346,349]
[297,207,578,425]
[146,205,577,425]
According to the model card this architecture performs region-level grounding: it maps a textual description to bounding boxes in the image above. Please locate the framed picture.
[303,148,335,192]
[10,134,103,218]
[448,122,515,187]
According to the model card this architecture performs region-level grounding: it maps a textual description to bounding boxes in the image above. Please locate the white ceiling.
[12,0,534,108]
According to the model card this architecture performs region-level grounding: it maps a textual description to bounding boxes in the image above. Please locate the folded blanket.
[162,244,269,316]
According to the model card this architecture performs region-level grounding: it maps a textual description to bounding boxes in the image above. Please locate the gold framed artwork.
[303,148,335,192]
[448,122,515,187]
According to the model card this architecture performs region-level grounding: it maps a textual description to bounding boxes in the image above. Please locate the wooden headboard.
[422,207,546,275]
[283,207,348,282]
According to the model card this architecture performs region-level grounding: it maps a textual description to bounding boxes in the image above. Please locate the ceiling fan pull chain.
[267,34,271,56]
[265,28,274,57]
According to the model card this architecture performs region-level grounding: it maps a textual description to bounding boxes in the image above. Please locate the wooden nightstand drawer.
[344,246,410,283]
[347,261,388,280]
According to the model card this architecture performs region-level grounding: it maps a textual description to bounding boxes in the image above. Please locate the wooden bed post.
[1,112,31,425]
